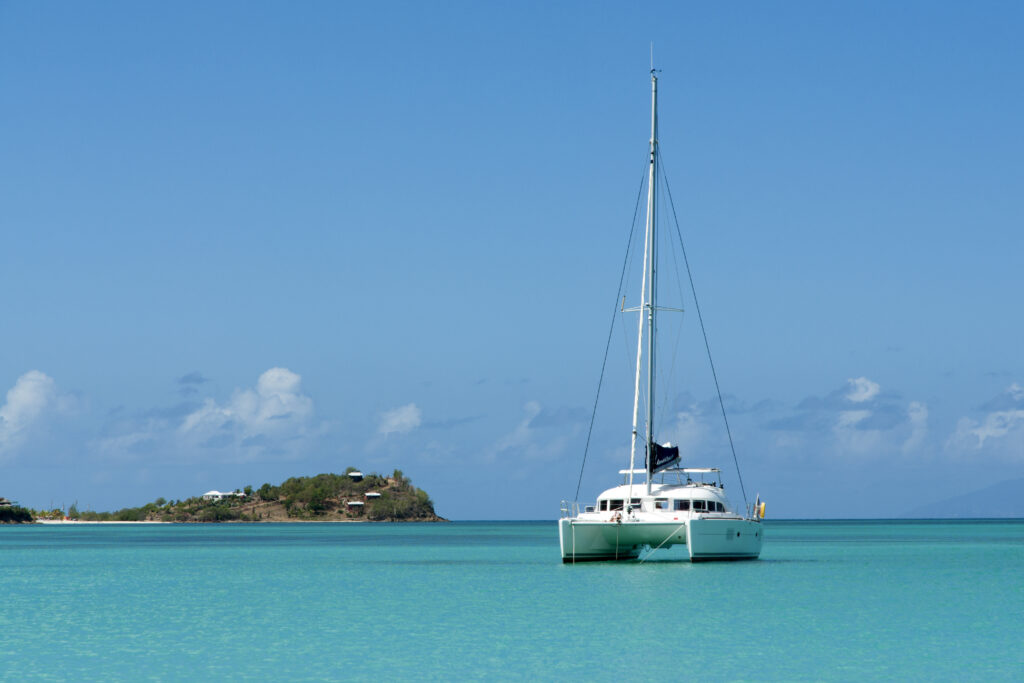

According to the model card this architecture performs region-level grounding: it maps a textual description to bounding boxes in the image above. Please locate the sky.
[2,1,1022,519]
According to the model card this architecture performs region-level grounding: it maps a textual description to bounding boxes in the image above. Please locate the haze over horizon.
[2,1,1022,519]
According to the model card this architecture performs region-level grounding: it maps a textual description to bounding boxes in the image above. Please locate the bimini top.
[597,481,727,502]
[618,467,720,475]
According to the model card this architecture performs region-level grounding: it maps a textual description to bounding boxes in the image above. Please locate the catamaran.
[558,70,765,562]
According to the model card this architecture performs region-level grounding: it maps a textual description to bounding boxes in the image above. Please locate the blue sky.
[2,1,1022,519]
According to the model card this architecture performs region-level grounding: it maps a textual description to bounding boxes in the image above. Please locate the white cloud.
[902,401,928,453]
[944,383,1024,458]
[761,377,919,459]
[0,370,58,454]
[846,377,880,403]
[968,410,1024,448]
[663,409,706,458]
[836,409,871,429]
[181,367,312,438]
[91,368,321,462]
[832,408,882,455]
[946,417,978,453]
[378,403,422,437]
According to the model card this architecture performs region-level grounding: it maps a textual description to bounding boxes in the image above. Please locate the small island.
[0,497,33,524]
[4,468,445,523]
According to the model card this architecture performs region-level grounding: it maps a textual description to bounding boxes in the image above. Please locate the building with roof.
[202,490,245,501]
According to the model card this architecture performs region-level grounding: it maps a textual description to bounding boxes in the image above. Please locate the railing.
[560,500,580,519]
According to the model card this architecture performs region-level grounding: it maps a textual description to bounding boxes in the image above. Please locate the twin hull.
[558,517,763,563]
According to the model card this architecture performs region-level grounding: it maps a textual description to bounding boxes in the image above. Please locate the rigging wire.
[618,300,638,477]
[617,231,645,479]
[620,172,647,386]
[575,165,650,502]
[617,164,651,477]
[656,201,689,434]
[660,155,750,512]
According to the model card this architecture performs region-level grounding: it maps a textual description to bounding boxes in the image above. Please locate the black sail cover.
[647,441,680,474]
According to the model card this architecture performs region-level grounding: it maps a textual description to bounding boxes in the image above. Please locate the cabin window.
[609,499,624,511]
[599,500,608,511]
[716,502,725,512]
[655,498,669,510]
[585,506,594,513]
[630,498,641,507]
[693,500,706,511]
[674,500,689,511]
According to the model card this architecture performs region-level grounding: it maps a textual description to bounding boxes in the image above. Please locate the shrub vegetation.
[0,505,33,523]
[42,468,439,523]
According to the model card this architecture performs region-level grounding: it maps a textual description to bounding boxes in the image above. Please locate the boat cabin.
[595,496,729,513]
[592,478,733,517]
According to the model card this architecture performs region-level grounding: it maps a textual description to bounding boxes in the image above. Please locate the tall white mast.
[645,70,659,496]
[627,70,659,500]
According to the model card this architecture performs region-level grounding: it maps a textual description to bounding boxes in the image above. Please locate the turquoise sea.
[2,520,1022,681]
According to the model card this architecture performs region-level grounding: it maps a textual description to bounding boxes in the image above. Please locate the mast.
[627,70,659,500]
[645,70,658,496]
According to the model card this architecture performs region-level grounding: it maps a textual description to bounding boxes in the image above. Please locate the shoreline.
[31,518,448,525]
[35,519,171,525]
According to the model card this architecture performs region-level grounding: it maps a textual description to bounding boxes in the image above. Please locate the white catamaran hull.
[684,518,763,561]
[559,516,762,563]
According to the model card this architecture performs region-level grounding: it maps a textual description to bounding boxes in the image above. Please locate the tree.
[199,505,239,522]
[307,488,327,513]
[0,506,33,523]
[258,483,277,501]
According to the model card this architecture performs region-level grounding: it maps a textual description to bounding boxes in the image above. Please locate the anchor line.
[639,522,688,563]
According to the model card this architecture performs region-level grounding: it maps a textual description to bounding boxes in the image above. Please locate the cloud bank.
[92,367,319,462]
[760,376,928,459]
[947,383,1024,457]
[178,367,314,454]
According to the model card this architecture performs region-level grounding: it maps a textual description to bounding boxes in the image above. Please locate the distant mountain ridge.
[903,478,1024,518]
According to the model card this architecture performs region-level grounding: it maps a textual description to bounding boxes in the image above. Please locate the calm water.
[2,520,1022,680]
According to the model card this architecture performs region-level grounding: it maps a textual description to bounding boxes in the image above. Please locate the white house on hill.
[202,490,245,501]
